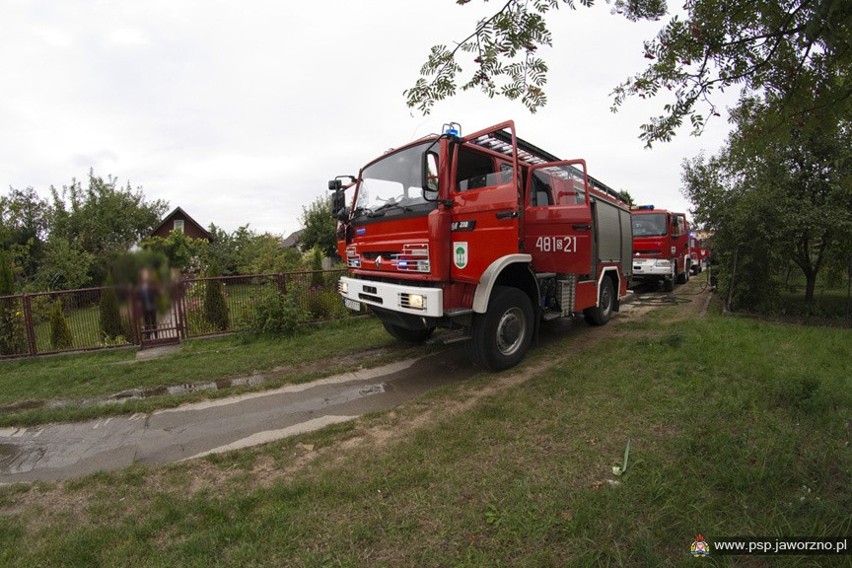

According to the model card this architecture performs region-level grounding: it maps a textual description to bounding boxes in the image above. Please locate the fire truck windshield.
[354,142,434,219]
[632,213,668,237]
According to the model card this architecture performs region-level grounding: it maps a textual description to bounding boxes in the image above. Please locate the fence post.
[276,273,287,295]
[176,279,187,339]
[22,294,37,356]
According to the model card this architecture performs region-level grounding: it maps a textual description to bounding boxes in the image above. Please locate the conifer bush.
[203,264,229,332]
[99,281,124,341]
[49,299,73,350]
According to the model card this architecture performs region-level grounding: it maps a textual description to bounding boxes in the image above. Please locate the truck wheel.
[470,286,533,371]
[382,322,435,343]
[677,261,688,284]
[584,276,614,326]
[663,265,675,292]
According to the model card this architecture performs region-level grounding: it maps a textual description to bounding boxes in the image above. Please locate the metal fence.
[0,269,348,359]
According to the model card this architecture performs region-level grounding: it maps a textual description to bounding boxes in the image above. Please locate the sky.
[1,0,738,238]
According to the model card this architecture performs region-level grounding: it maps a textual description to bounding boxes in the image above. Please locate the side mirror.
[332,190,348,221]
[421,151,439,201]
[329,175,355,220]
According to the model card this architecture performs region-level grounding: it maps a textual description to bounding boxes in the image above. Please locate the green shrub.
[249,290,306,336]
[49,299,73,350]
[0,299,26,356]
[307,287,346,320]
[98,284,123,341]
[203,278,230,332]
[0,253,27,356]
[182,282,208,335]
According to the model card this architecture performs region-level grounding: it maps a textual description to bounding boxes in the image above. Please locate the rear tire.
[584,276,615,326]
[470,286,534,371]
[382,322,435,343]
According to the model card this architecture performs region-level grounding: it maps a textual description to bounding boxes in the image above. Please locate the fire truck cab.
[331,121,632,371]
[630,206,691,292]
[689,234,709,274]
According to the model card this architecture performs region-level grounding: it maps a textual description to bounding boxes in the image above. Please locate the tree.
[682,95,852,310]
[33,237,95,291]
[49,171,168,283]
[203,223,242,275]
[299,196,338,259]
[203,224,302,276]
[617,189,635,206]
[407,0,852,146]
[0,187,49,283]
[140,231,207,273]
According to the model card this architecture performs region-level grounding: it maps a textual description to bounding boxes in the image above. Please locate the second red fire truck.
[331,121,633,371]
[689,233,709,274]
[630,205,691,291]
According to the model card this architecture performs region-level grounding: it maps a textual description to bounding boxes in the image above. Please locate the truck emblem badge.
[451,220,477,232]
[454,242,468,269]
[375,256,383,268]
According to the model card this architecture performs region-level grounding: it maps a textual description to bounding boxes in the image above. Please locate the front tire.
[470,286,534,371]
[584,276,615,326]
[382,322,435,343]
[677,260,689,284]
[663,264,675,292]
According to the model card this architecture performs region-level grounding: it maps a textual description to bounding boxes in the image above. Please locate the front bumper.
[338,276,444,318]
[632,258,673,279]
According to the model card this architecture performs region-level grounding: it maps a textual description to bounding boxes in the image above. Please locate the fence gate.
[136,288,185,349]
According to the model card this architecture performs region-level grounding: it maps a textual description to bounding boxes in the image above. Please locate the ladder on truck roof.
[468,129,628,206]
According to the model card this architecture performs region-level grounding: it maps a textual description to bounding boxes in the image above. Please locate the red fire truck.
[630,206,691,291]
[330,121,633,371]
[689,233,709,274]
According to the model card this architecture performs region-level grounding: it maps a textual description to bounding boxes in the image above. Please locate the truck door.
[523,161,593,276]
[449,130,520,283]
[672,213,689,270]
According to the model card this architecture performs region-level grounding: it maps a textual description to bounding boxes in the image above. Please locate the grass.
[0,317,426,426]
[1,306,849,566]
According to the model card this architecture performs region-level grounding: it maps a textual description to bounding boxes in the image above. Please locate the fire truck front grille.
[358,293,382,304]
[558,275,577,316]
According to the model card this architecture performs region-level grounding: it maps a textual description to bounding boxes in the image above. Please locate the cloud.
[1,1,734,235]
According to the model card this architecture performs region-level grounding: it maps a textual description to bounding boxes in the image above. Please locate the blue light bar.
[442,122,462,138]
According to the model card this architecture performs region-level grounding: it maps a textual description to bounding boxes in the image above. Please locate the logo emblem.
[453,242,468,269]
[690,534,711,558]
[375,256,383,269]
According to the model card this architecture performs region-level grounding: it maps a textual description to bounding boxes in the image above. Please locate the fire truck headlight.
[655,259,671,268]
[338,280,348,295]
[406,294,426,310]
